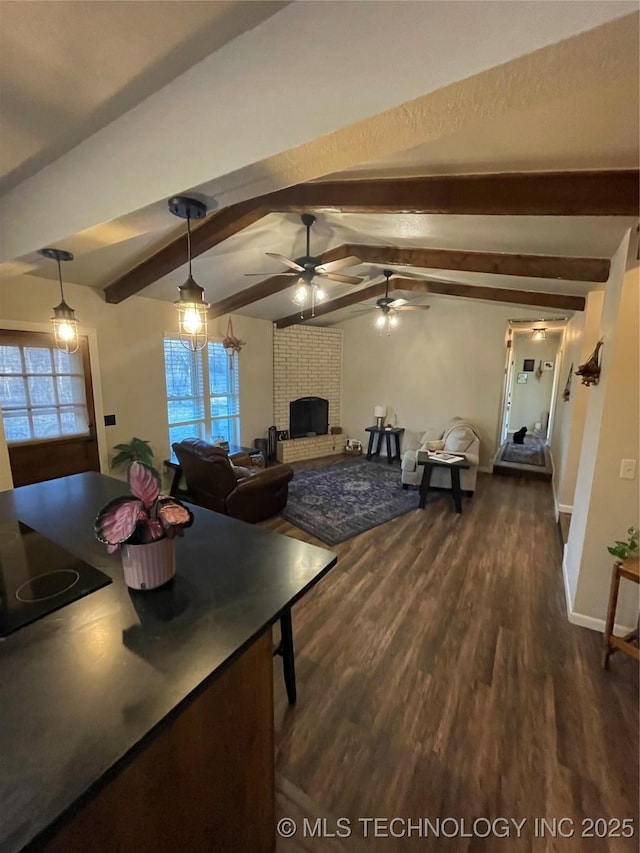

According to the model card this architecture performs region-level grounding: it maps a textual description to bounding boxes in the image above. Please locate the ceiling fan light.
[314,286,327,304]
[293,285,309,306]
[389,315,399,328]
[375,314,386,329]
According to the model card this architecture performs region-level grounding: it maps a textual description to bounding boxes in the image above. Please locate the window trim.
[164,335,240,446]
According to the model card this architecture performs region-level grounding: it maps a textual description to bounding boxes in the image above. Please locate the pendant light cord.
[186,215,192,277]
[57,259,64,301]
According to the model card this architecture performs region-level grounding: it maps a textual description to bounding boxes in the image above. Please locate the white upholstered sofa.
[401,418,481,494]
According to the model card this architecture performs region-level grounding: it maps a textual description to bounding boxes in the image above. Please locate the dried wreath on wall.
[576,339,603,387]
[222,317,245,369]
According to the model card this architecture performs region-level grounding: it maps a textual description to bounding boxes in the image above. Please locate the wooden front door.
[0,330,101,487]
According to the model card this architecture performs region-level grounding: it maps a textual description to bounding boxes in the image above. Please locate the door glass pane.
[28,376,56,406]
[32,409,60,438]
[60,407,88,435]
[56,375,86,405]
[0,346,22,373]
[3,412,31,442]
[24,347,53,374]
[0,376,27,407]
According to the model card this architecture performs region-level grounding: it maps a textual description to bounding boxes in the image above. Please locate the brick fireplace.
[273,325,343,463]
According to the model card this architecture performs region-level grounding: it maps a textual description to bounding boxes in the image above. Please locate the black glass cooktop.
[0,521,112,637]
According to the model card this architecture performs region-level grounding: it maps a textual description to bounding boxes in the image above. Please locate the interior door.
[501,337,515,443]
[0,330,100,487]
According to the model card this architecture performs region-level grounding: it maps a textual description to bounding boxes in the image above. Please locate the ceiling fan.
[247,213,363,316]
[352,270,430,334]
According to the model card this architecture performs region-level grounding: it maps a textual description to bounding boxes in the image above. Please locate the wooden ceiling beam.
[208,246,356,318]
[273,171,639,216]
[103,170,636,304]
[342,244,609,282]
[103,199,273,304]
[275,277,585,328]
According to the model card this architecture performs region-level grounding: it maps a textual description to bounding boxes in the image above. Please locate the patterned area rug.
[281,457,433,545]
[500,437,547,466]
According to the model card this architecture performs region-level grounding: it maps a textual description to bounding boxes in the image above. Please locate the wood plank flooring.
[264,462,639,852]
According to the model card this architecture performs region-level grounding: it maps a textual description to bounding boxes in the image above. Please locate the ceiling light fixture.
[38,248,79,353]
[532,327,547,341]
[168,196,209,352]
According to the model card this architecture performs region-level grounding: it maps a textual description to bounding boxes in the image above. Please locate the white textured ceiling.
[0,0,286,192]
[3,3,638,326]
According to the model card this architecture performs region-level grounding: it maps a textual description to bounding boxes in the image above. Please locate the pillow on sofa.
[425,439,445,452]
[443,426,475,454]
[230,463,253,480]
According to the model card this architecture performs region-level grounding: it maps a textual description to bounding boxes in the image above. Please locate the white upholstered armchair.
[401,418,481,494]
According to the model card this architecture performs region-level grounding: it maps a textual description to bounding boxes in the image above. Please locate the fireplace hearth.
[289,397,329,439]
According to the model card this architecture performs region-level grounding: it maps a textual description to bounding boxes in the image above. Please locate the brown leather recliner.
[172,438,294,524]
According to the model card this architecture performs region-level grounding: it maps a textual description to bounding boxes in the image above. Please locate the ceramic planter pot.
[120,537,175,591]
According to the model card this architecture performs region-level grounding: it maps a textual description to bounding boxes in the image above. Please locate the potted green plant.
[607,526,639,562]
[110,437,154,472]
[95,462,193,590]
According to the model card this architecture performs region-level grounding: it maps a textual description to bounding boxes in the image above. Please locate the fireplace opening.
[289,397,329,439]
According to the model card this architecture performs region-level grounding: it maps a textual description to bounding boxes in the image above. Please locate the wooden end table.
[602,556,639,668]
[417,451,470,514]
[365,426,404,464]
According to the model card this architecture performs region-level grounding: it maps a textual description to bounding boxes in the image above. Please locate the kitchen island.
[0,473,337,853]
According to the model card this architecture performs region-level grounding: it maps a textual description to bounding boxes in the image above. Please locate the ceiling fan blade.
[321,272,364,285]
[315,255,361,274]
[388,298,409,308]
[265,252,305,272]
[244,271,299,277]
[397,305,431,311]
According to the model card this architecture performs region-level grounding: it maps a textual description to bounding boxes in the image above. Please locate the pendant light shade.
[532,327,547,341]
[38,248,79,353]
[168,196,209,352]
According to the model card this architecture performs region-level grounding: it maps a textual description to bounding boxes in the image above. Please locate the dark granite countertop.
[0,473,337,853]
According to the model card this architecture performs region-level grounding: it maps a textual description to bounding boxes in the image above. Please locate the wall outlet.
[619,459,636,480]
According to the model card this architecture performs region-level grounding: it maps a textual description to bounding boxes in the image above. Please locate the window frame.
[164,335,240,448]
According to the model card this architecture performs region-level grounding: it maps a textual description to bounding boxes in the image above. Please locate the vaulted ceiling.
[1,2,638,328]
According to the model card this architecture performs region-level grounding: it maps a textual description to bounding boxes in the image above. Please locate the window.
[164,337,240,448]
[0,332,90,443]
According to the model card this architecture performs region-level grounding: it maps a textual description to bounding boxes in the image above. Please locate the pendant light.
[531,327,547,341]
[168,196,209,352]
[38,248,79,353]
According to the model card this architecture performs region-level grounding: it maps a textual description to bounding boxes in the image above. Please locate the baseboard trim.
[562,547,634,634]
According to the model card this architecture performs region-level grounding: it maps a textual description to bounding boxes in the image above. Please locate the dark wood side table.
[602,556,639,668]
[365,426,404,463]
[417,451,470,514]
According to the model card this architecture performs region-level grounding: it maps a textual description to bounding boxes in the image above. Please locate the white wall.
[509,331,561,435]
[0,275,273,482]
[565,233,639,630]
[550,290,604,511]
[338,296,551,468]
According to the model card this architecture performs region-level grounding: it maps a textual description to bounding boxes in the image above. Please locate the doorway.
[0,329,101,486]
[501,327,563,444]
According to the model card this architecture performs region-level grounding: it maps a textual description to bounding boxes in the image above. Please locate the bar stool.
[602,556,639,668]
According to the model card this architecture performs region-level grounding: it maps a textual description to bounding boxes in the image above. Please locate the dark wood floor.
[264,461,639,852]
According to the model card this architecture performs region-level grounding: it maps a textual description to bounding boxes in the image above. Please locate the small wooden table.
[365,426,404,463]
[602,556,639,668]
[417,451,470,514]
